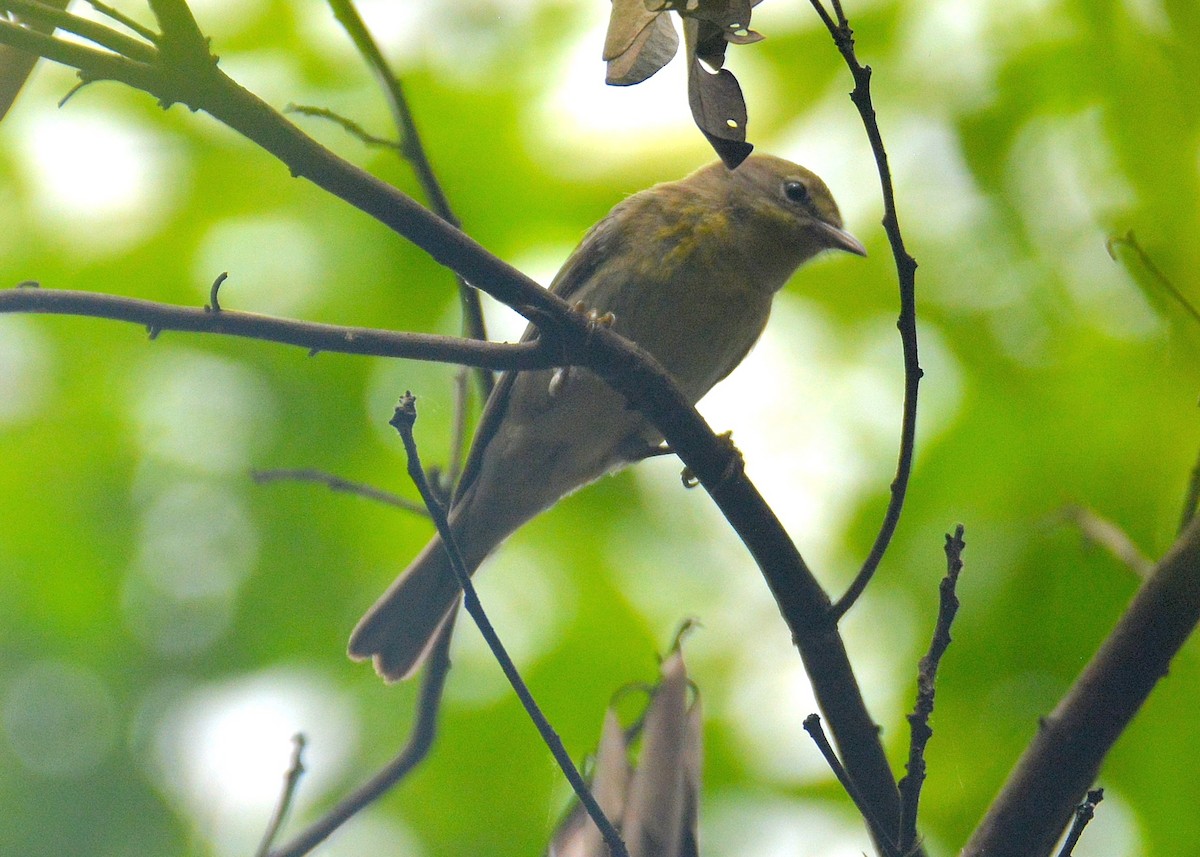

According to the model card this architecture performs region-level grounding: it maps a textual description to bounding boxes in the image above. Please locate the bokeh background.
[1,0,1198,854]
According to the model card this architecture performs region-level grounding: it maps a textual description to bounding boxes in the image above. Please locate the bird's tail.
[347,533,466,681]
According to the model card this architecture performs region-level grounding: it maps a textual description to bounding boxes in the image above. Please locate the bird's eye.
[783,179,810,205]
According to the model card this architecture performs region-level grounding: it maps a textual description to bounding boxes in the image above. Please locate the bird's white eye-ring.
[782,179,810,205]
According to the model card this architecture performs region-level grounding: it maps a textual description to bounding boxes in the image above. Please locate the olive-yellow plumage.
[349,154,866,681]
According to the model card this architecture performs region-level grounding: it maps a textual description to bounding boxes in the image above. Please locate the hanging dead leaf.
[601,0,765,164]
[546,647,704,857]
[604,0,659,61]
[606,11,679,87]
[684,17,752,168]
[548,711,632,857]
[622,649,690,857]
[653,0,763,47]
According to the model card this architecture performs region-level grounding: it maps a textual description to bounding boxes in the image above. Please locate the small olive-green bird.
[349,154,866,680]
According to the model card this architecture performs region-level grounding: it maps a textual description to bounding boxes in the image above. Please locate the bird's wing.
[545,203,630,303]
[452,203,633,505]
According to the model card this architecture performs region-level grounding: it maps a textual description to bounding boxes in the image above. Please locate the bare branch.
[796,0,921,842]
[803,714,898,857]
[963,517,1200,857]
[898,525,965,852]
[388,393,629,857]
[269,615,456,857]
[0,286,550,370]
[251,469,429,517]
[817,1,922,623]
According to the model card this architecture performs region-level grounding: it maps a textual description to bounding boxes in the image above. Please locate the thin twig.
[285,103,402,150]
[255,733,307,857]
[207,271,227,312]
[1180,446,1200,534]
[802,714,898,857]
[1054,788,1103,857]
[388,392,629,857]
[325,0,492,400]
[82,0,158,43]
[897,525,965,852]
[0,287,551,370]
[818,0,922,622]
[269,614,457,857]
[1107,230,1200,327]
[251,468,429,516]
[1062,505,1154,579]
[0,0,156,62]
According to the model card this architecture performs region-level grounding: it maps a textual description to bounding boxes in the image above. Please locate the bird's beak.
[816,220,868,257]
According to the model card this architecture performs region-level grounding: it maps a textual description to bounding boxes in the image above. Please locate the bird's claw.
[681,431,743,489]
[548,304,617,397]
[572,300,617,330]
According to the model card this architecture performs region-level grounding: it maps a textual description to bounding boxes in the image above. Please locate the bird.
[348,154,866,681]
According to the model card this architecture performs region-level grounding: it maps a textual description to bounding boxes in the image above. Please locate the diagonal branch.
[0,13,903,835]
[963,517,1200,857]
[804,714,899,856]
[388,394,629,857]
[268,614,457,857]
[0,16,158,88]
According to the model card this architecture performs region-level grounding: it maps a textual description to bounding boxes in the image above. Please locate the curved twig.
[812,3,922,622]
[268,614,456,857]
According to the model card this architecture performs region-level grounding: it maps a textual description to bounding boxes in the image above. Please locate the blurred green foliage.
[0,1,1198,856]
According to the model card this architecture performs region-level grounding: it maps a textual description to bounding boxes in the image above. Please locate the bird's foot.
[681,431,743,489]
[572,300,617,331]
[548,303,617,397]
